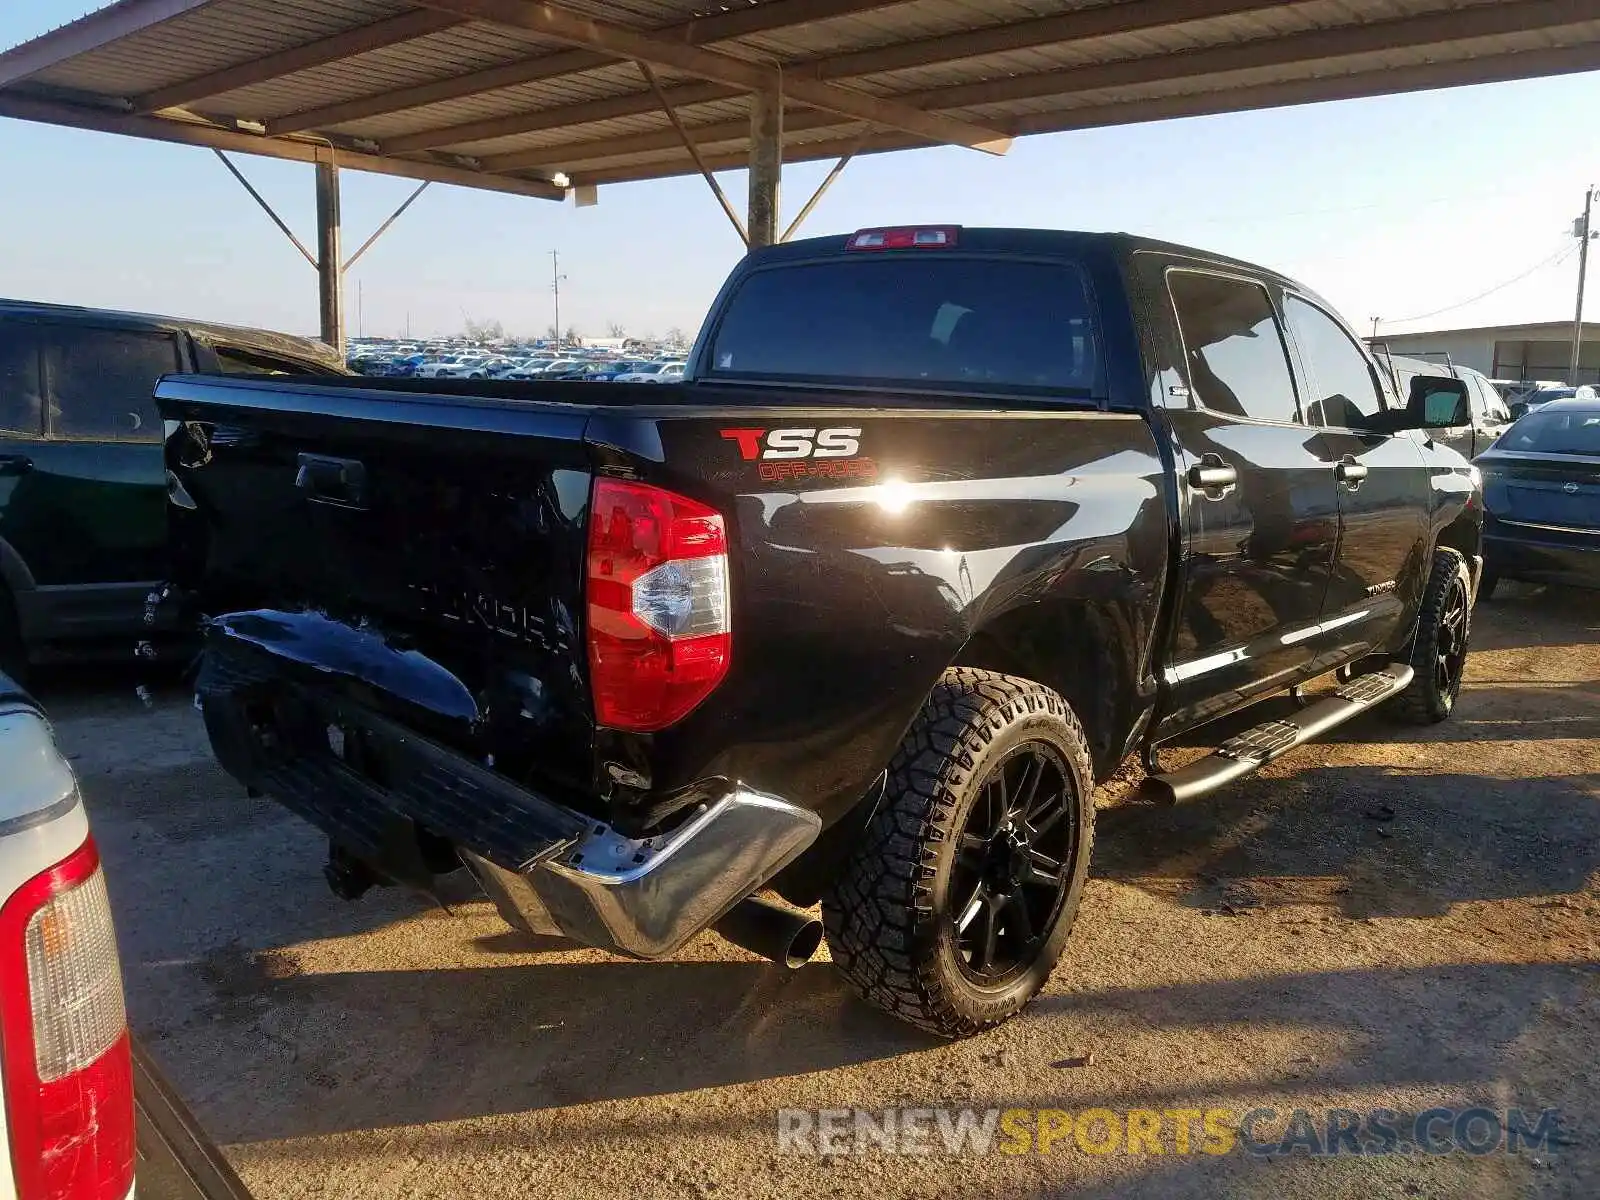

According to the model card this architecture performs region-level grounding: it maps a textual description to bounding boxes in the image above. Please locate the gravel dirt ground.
[39,582,1599,1200]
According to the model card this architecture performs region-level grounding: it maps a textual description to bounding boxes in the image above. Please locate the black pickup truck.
[159,228,1482,1038]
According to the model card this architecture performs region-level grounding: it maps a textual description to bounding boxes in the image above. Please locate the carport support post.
[747,88,782,250]
[315,151,344,356]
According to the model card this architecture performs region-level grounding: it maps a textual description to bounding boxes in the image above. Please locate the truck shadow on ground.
[1326,684,1600,745]
[1463,581,1598,652]
[136,949,929,1144]
[1095,760,1600,918]
[129,741,1600,1149]
[167,956,1595,1154]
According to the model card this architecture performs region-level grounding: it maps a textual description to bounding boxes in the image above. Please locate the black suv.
[0,300,344,673]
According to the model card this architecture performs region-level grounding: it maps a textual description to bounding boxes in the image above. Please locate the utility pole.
[1573,185,1595,384]
[551,250,568,346]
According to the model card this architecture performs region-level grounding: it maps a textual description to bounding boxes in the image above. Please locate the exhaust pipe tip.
[714,895,823,968]
[783,916,825,969]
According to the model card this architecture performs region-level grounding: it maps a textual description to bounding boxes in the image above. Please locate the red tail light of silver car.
[0,838,135,1200]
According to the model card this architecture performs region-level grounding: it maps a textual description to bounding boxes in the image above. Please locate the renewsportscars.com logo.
[775,1106,1569,1158]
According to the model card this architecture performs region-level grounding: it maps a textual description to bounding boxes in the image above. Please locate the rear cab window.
[208,345,339,376]
[43,325,180,443]
[0,323,44,437]
[705,256,1102,399]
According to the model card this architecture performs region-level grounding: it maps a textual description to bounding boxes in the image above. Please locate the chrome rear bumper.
[461,788,821,960]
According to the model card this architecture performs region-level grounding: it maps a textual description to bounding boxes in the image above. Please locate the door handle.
[1335,457,1369,485]
[1188,459,1238,492]
[294,453,367,509]
[0,454,32,476]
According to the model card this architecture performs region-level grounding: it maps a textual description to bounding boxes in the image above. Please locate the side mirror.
[1509,400,1529,420]
[1400,377,1470,430]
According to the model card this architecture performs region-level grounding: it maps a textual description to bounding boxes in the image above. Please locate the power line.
[1182,181,1552,228]
[1382,241,1578,326]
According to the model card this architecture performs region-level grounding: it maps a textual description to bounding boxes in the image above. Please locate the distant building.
[1370,321,1600,385]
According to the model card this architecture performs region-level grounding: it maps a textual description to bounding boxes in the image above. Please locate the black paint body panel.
[158,229,1479,888]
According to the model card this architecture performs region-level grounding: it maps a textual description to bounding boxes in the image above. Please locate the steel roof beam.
[499,0,1593,173]
[899,0,1600,110]
[567,38,1600,188]
[379,0,1284,156]
[388,81,740,153]
[808,0,1288,80]
[572,129,916,186]
[270,0,907,135]
[408,0,1009,153]
[0,93,566,199]
[484,108,845,171]
[1002,39,1600,136]
[135,9,464,113]
[639,61,747,246]
[0,0,214,88]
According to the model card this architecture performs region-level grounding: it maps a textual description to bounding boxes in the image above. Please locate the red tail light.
[586,478,732,731]
[0,838,134,1200]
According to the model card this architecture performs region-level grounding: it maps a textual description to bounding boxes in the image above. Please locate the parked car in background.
[502,358,557,380]
[0,672,135,1199]
[381,353,428,378]
[633,361,684,385]
[612,362,668,383]
[412,355,477,379]
[1477,396,1600,597]
[522,358,583,379]
[584,361,648,381]
[545,362,614,381]
[1386,355,1513,460]
[1510,383,1598,418]
[433,356,515,380]
[1490,378,1551,405]
[160,226,1480,1038]
[0,300,345,676]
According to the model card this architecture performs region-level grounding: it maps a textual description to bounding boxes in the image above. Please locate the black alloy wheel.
[1433,571,1470,698]
[822,668,1096,1038]
[949,743,1078,984]
[1393,549,1473,725]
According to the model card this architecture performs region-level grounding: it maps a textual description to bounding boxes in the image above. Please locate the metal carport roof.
[3,0,1598,199]
[3,0,1597,350]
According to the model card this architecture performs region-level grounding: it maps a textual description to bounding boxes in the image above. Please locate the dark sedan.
[1477,398,1600,597]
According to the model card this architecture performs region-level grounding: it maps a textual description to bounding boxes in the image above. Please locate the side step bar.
[1141,666,1414,804]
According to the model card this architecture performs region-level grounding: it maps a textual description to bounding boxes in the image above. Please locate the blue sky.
[2,3,1598,343]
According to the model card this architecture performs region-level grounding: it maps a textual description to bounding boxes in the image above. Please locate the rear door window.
[0,323,44,437]
[43,325,180,442]
[707,257,1101,397]
[1167,271,1301,424]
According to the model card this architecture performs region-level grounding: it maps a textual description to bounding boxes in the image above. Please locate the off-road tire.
[1393,548,1473,725]
[821,668,1095,1039]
